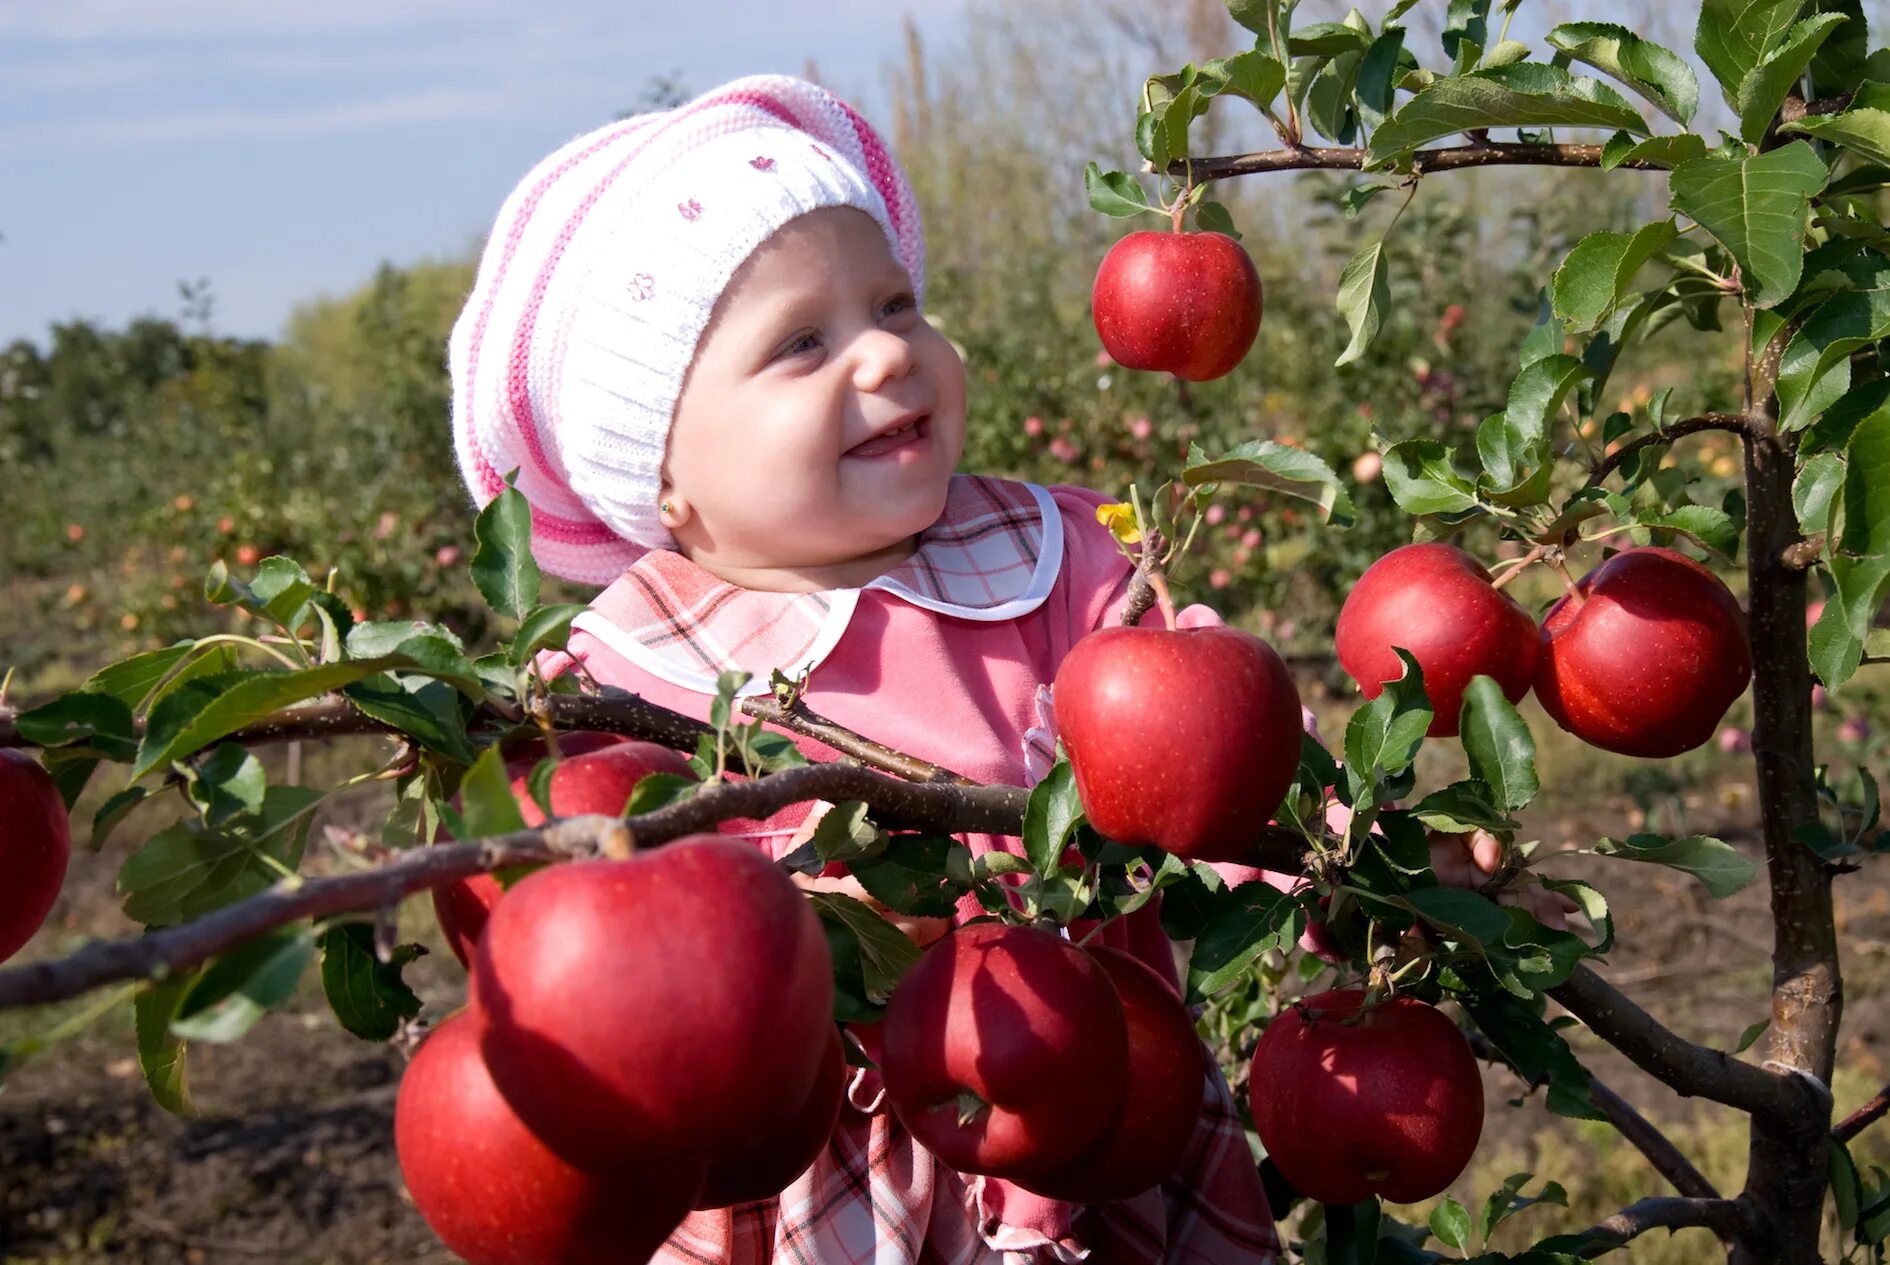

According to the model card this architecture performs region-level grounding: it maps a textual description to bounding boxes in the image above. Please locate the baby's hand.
[1428,829,1582,932]
[787,801,953,948]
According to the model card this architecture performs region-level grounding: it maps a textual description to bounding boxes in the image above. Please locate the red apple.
[1248,989,1483,1205]
[1335,543,1542,738]
[433,738,695,968]
[693,1022,846,1209]
[881,922,1128,1178]
[396,1010,704,1265]
[472,835,833,1173]
[1091,230,1263,382]
[1014,947,1205,1204]
[1534,546,1752,758]
[0,750,71,964]
[1053,625,1303,862]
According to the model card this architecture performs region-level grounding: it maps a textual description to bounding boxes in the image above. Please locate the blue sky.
[1,0,973,347]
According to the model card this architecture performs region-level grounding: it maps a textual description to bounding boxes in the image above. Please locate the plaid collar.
[569,475,1062,696]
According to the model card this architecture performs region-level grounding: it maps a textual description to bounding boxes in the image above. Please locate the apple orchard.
[3,2,1890,1263]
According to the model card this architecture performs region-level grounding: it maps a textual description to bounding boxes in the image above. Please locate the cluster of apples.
[0,749,71,966]
[1337,543,1753,757]
[397,737,844,1265]
[879,921,1206,1201]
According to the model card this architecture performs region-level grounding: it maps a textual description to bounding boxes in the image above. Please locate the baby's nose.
[851,329,916,390]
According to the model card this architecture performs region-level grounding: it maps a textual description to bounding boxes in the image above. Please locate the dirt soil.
[2,768,1886,1265]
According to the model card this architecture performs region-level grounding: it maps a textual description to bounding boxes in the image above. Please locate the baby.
[449,75,1281,1264]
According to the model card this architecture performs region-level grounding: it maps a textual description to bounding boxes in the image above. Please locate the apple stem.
[1488,544,1548,592]
[1149,570,1179,631]
[1169,197,1186,234]
[1549,554,1587,606]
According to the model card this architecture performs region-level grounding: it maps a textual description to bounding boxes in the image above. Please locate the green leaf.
[1184,880,1301,1003]
[342,621,481,693]
[1731,1017,1770,1053]
[1480,1172,1571,1240]
[807,891,921,1003]
[1381,439,1482,515]
[249,557,316,629]
[1592,833,1757,897]
[342,674,476,765]
[1344,648,1433,795]
[1356,28,1408,132]
[1183,439,1356,526]
[1822,409,1890,687]
[1540,876,1614,954]
[1459,676,1540,811]
[133,663,398,780]
[81,642,197,711]
[455,745,528,839]
[1443,0,1491,63]
[1289,21,1371,56]
[1696,0,1812,111]
[1776,254,1890,432]
[92,786,150,849]
[1411,780,1519,834]
[471,476,540,621]
[849,835,970,919]
[1366,63,1652,169]
[1195,200,1240,239]
[1476,410,1550,503]
[1225,0,1274,37]
[170,926,315,1043]
[1324,1197,1382,1265]
[1336,239,1391,366]
[1023,760,1085,877]
[43,753,98,811]
[1466,992,1605,1121]
[811,800,883,865]
[1735,12,1849,142]
[1504,354,1596,448]
[1086,163,1155,218]
[1668,142,1829,309]
[184,743,267,827]
[1547,22,1700,124]
[509,604,585,667]
[622,771,698,817]
[1796,451,1847,534]
[1780,80,1890,164]
[1636,504,1744,557]
[1430,1198,1472,1251]
[1831,1137,1863,1230]
[1214,50,1288,108]
[134,972,196,1114]
[1599,130,1709,171]
[318,922,423,1041]
[12,691,138,762]
[1552,219,1680,330]
[118,787,322,926]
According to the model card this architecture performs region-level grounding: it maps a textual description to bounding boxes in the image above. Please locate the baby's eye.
[880,293,916,320]
[777,330,821,359]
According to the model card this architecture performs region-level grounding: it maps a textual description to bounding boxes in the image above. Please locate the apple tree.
[2,1,1890,1262]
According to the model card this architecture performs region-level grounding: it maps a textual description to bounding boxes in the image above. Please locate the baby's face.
[660,207,966,591]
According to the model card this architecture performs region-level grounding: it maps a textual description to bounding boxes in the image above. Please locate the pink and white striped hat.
[448,75,926,584]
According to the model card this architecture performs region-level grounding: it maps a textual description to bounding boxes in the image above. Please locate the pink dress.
[546,474,1282,1265]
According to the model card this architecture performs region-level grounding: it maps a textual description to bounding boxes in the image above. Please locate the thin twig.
[1585,413,1775,489]
[1549,965,1792,1121]
[1835,1083,1890,1143]
[1167,141,1660,180]
[739,696,977,785]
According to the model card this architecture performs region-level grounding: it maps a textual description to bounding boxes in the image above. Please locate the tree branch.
[1572,1197,1751,1257]
[1467,1030,1721,1200]
[1835,1083,1890,1144]
[1165,140,1668,181]
[1549,965,1791,1120]
[1584,414,1776,489]
[0,757,1309,1011]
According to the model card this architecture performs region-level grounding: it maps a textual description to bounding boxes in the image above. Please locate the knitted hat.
[449,75,926,584]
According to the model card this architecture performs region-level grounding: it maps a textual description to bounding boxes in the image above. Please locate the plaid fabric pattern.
[574,476,1056,695]
[656,1054,1280,1264]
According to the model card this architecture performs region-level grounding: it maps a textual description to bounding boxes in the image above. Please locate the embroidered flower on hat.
[678,198,702,221]
[749,156,776,170]
[626,273,655,301]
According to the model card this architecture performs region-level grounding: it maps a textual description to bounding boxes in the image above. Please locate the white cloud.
[0,86,525,147]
